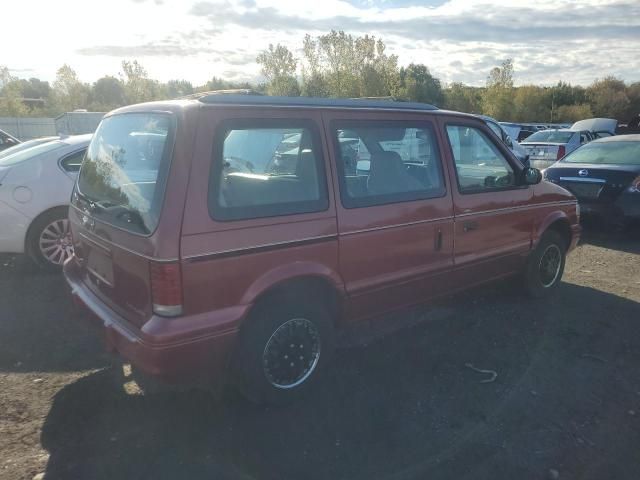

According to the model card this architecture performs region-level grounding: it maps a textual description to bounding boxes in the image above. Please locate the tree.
[624,82,640,122]
[443,82,482,113]
[300,30,399,98]
[513,85,551,122]
[482,59,515,120]
[89,76,126,111]
[121,60,159,104]
[554,104,593,122]
[52,64,90,112]
[164,79,194,98]
[398,63,443,105]
[0,66,29,116]
[256,44,300,96]
[586,76,629,119]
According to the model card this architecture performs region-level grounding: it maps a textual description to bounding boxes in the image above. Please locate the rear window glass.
[524,131,575,143]
[75,113,173,235]
[0,141,64,166]
[561,141,640,165]
[210,123,328,221]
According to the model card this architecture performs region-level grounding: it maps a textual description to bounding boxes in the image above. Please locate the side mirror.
[523,167,542,185]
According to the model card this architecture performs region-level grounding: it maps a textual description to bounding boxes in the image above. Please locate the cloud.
[75,0,640,86]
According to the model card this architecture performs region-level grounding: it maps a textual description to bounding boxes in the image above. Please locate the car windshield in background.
[561,141,640,165]
[0,141,64,167]
[76,113,173,235]
[524,131,574,143]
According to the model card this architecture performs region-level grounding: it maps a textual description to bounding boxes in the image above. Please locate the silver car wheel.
[38,218,73,266]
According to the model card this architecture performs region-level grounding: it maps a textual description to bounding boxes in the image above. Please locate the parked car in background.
[0,129,20,151]
[500,122,538,143]
[571,118,618,138]
[521,129,594,170]
[64,95,579,405]
[544,135,640,228]
[476,115,529,164]
[0,136,59,161]
[0,134,91,269]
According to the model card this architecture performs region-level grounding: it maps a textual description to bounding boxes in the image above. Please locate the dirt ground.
[1,227,640,480]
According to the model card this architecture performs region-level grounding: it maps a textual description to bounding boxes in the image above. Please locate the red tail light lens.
[556,145,566,160]
[150,262,183,317]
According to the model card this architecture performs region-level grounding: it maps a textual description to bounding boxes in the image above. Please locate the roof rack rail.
[179,89,264,100]
[196,94,438,111]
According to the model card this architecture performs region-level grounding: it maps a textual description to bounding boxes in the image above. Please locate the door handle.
[463,221,479,232]
[434,229,443,251]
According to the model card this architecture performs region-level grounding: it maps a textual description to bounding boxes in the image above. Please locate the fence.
[0,117,56,140]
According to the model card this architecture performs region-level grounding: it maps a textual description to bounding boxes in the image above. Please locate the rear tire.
[26,207,73,271]
[232,294,334,405]
[523,230,566,298]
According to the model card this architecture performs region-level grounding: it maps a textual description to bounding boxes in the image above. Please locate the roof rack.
[196,94,438,111]
[179,89,264,100]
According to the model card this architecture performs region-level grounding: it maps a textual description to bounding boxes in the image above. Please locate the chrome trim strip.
[456,200,576,218]
[559,177,606,184]
[341,216,454,236]
[182,234,338,261]
[76,230,178,263]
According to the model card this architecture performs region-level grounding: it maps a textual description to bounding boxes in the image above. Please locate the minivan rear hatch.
[70,112,176,327]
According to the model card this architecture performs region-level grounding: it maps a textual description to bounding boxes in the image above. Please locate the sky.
[2,0,639,87]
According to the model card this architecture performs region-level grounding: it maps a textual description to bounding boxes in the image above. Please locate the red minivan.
[64,95,580,404]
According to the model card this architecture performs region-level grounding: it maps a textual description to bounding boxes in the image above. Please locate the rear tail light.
[627,176,640,194]
[150,262,183,317]
[556,145,566,160]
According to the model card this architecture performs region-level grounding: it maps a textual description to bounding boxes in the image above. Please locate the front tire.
[26,207,73,271]
[233,295,334,405]
[523,230,566,298]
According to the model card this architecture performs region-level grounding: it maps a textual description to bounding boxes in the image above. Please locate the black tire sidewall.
[233,296,334,405]
[26,207,70,271]
[525,230,566,298]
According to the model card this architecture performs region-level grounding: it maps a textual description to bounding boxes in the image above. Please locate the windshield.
[561,141,640,165]
[0,141,65,166]
[524,130,575,143]
[75,113,174,235]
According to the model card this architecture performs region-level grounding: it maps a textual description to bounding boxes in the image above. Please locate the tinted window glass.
[334,123,445,208]
[446,125,516,192]
[75,113,173,235]
[561,141,640,165]
[60,149,86,173]
[210,125,328,221]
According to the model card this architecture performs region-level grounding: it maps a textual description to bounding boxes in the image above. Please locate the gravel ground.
[1,227,639,480]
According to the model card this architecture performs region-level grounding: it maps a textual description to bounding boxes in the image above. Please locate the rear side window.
[333,122,445,208]
[75,113,174,235]
[60,149,86,173]
[209,122,328,221]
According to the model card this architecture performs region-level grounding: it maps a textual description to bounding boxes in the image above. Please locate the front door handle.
[463,221,479,232]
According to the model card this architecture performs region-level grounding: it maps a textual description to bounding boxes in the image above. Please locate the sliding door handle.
[463,221,479,232]
[434,229,443,251]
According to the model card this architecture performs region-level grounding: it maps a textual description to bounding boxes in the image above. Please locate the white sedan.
[0,135,91,269]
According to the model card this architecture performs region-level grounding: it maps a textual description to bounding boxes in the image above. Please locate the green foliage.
[512,85,551,122]
[586,76,630,119]
[89,76,126,111]
[397,63,443,105]
[52,64,90,113]
[554,104,593,122]
[121,60,159,104]
[164,79,194,98]
[443,83,483,113]
[256,44,300,96]
[482,59,515,120]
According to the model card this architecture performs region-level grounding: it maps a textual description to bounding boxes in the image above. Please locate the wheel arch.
[240,262,346,328]
[24,205,70,254]
[534,211,572,251]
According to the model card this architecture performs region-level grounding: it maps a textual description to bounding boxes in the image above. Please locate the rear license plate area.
[562,182,603,200]
[87,248,114,287]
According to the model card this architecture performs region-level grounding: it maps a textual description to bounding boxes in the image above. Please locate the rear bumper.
[64,257,241,385]
[580,194,640,224]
